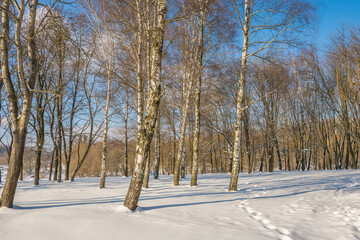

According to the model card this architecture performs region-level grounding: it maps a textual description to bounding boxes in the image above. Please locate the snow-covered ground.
[1,170,360,240]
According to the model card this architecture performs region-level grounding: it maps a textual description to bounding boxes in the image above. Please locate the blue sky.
[316,0,360,46]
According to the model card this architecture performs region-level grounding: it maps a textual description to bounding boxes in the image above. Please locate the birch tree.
[172,2,197,185]
[190,0,205,185]
[173,0,233,185]
[123,0,167,211]
[98,32,115,189]
[0,0,39,208]
[82,0,117,189]
[123,88,130,177]
[229,0,316,191]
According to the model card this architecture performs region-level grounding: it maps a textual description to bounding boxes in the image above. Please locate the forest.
[0,0,359,212]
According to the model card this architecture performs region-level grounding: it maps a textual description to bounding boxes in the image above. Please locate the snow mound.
[115,205,132,213]
[0,206,15,214]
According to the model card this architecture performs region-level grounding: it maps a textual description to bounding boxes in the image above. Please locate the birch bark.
[123,88,129,177]
[99,74,112,189]
[229,0,250,191]
[174,71,193,185]
[190,0,205,187]
[123,0,167,211]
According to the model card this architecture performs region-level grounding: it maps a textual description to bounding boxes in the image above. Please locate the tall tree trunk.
[34,149,42,185]
[48,149,55,180]
[172,124,176,174]
[243,107,252,174]
[229,0,250,191]
[181,148,186,178]
[268,143,274,172]
[275,138,282,171]
[100,75,112,189]
[287,138,291,171]
[123,0,167,211]
[53,146,58,181]
[259,146,265,172]
[190,83,201,182]
[123,88,129,177]
[174,72,193,185]
[0,0,38,208]
[214,147,218,173]
[57,96,63,183]
[49,103,57,181]
[64,47,81,181]
[142,156,150,188]
[210,148,214,173]
[190,86,200,186]
[190,0,205,187]
[56,33,64,183]
[351,142,357,169]
[154,113,160,179]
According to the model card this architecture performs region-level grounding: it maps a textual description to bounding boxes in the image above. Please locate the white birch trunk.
[174,77,193,185]
[100,74,111,189]
[142,156,150,188]
[123,88,129,177]
[190,0,205,187]
[229,0,250,191]
[123,0,167,211]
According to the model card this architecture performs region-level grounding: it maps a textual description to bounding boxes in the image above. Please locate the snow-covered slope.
[0,170,359,240]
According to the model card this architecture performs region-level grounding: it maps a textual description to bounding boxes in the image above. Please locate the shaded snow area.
[1,171,360,240]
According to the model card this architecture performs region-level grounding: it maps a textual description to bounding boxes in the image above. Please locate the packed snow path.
[1,170,360,240]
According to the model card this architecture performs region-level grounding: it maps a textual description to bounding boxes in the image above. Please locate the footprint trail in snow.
[236,180,293,240]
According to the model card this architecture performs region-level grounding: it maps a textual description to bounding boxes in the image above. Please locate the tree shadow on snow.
[14,195,123,210]
[140,198,244,211]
